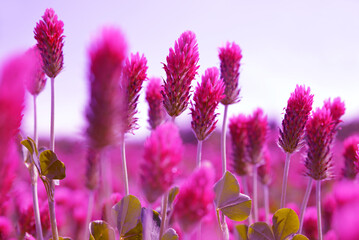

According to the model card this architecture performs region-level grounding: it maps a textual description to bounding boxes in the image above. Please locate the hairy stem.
[316,180,323,240]
[252,164,258,222]
[50,77,55,151]
[263,184,270,224]
[280,153,291,208]
[31,166,44,240]
[48,181,59,240]
[196,140,203,167]
[299,177,313,233]
[121,137,129,195]
[33,95,38,145]
[221,105,229,174]
[159,193,168,239]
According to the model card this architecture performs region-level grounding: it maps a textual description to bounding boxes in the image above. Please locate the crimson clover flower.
[146,77,165,129]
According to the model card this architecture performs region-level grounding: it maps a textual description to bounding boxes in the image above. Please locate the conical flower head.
[140,122,183,203]
[190,67,225,141]
[305,107,334,180]
[86,27,127,150]
[34,8,64,78]
[246,108,268,165]
[219,42,242,105]
[229,114,250,176]
[324,97,345,141]
[279,85,313,153]
[342,135,359,179]
[25,46,47,96]
[120,52,148,134]
[174,162,215,234]
[162,31,200,117]
[146,77,165,129]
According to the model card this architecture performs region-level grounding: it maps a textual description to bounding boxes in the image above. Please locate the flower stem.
[121,136,129,195]
[252,164,258,222]
[316,180,323,240]
[159,193,168,239]
[30,166,44,240]
[263,184,270,224]
[50,77,55,152]
[221,105,229,174]
[242,176,253,224]
[196,140,203,167]
[33,95,38,145]
[48,181,59,240]
[280,153,291,208]
[84,190,94,240]
[299,177,313,233]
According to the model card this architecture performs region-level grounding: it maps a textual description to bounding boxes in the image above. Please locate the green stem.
[48,181,59,240]
[280,153,291,208]
[159,193,168,239]
[263,184,270,224]
[299,177,313,233]
[316,180,323,240]
[252,164,258,222]
[196,140,202,167]
[31,166,44,240]
[121,137,129,195]
[221,105,228,174]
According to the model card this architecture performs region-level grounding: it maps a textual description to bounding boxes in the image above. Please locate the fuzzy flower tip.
[25,46,47,96]
[146,77,165,129]
[174,162,215,234]
[218,42,242,105]
[342,135,359,179]
[305,107,334,180]
[120,52,148,134]
[246,108,268,165]
[190,67,225,141]
[229,114,250,176]
[162,31,200,117]
[324,97,345,137]
[34,8,64,78]
[86,27,127,150]
[258,149,271,185]
[140,122,183,203]
[279,85,313,153]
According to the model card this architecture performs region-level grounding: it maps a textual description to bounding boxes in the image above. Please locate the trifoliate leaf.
[248,222,275,240]
[89,220,115,240]
[50,237,72,240]
[168,186,179,206]
[291,234,309,240]
[272,208,299,240]
[235,224,249,240]
[39,150,66,180]
[161,228,179,240]
[21,137,38,156]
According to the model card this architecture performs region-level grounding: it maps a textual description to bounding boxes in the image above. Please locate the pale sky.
[1,0,359,140]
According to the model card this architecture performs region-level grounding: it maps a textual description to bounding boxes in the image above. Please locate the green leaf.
[291,234,309,240]
[168,186,179,206]
[161,228,179,240]
[113,195,142,237]
[89,220,115,240]
[122,222,142,240]
[272,208,299,240]
[39,150,66,180]
[214,171,252,221]
[248,222,275,240]
[50,237,72,240]
[234,224,249,240]
[21,137,38,156]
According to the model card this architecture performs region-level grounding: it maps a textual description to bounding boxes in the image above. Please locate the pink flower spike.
[190,67,225,141]
[279,85,313,153]
[120,52,148,134]
[162,31,200,117]
[246,108,268,165]
[146,77,165,129]
[140,122,183,203]
[86,27,127,149]
[34,8,64,78]
[305,107,334,180]
[324,97,345,138]
[229,114,250,176]
[342,135,359,179]
[218,42,242,105]
[25,46,47,96]
[174,162,215,234]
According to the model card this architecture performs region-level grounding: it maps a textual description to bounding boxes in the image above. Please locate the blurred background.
[1,0,359,140]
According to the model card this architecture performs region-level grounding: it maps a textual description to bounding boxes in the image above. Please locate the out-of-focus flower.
[120,52,148,134]
[305,107,334,180]
[324,97,345,142]
[332,200,359,240]
[342,135,359,179]
[0,216,12,239]
[162,31,199,117]
[86,27,127,150]
[218,42,242,105]
[140,122,183,203]
[258,148,272,185]
[85,148,100,190]
[278,85,313,153]
[229,114,250,176]
[190,67,225,141]
[146,77,165,129]
[25,46,47,95]
[246,108,268,165]
[34,8,64,78]
[174,162,215,234]
[302,206,318,239]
